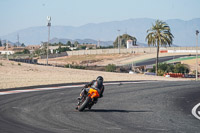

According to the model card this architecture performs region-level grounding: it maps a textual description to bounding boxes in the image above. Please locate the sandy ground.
[38,53,194,66]
[181,59,200,72]
[0,60,187,89]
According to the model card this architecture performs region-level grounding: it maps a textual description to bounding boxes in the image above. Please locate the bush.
[105,64,116,72]
[148,63,189,76]
[0,62,2,66]
[18,63,21,66]
[157,69,165,76]
[65,64,85,69]
[174,63,189,74]
[192,70,200,75]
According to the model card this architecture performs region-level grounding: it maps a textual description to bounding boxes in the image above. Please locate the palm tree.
[146,20,174,75]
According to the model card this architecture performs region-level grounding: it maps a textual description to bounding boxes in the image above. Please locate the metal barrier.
[9,59,38,64]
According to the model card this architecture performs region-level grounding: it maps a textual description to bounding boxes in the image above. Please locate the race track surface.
[134,55,193,66]
[0,81,200,133]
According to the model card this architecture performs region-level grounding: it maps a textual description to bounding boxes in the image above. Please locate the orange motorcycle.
[76,88,99,111]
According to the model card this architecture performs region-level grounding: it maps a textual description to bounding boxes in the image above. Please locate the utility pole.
[17,34,19,47]
[196,30,199,81]
[118,30,120,54]
[98,40,100,48]
[47,16,51,65]
[6,40,8,60]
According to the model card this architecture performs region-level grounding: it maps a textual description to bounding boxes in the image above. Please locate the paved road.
[134,55,194,66]
[0,81,200,133]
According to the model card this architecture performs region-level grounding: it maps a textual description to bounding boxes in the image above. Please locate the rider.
[79,76,104,100]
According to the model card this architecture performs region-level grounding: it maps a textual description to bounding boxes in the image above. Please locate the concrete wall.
[66,47,200,56]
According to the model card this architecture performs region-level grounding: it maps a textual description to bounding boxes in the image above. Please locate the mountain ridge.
[0,18,199,46]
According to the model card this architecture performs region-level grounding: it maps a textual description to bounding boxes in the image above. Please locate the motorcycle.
[76,88,99,111]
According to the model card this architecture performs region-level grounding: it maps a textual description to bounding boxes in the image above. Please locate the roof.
[0,47,14,51]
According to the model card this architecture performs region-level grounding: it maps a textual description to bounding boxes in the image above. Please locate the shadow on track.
[86,109,152,113]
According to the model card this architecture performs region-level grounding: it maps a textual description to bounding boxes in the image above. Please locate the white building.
[127,40,134,49]
[0,47,14,55]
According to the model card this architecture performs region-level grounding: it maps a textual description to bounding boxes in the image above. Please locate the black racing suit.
[81,80,104,98]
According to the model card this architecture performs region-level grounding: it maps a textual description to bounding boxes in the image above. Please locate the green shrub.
[148,63,189,76]
[0,62,2,66]
[18,63,21,66]
[105,64,116,72]
[157,69,165,76]
[174,63,189,74]
[65,64,85,69]
[193,70,200,75]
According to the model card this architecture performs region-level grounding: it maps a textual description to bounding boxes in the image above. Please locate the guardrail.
[9,59,38,64]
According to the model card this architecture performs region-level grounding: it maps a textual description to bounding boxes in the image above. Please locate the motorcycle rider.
[78,76,104,103]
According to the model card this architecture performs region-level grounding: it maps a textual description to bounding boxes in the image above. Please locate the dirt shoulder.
[0,60,188,89]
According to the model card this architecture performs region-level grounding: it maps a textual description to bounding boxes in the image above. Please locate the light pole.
[196,30,199,81]
[47,16,51,65]
[118,30,120,54]
[6,40,8,60]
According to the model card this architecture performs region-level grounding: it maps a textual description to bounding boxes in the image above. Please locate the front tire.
[78,97,91,111]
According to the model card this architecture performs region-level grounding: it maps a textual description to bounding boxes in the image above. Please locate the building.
[26,45,40,53]
[79,44,97,49]
[0,47,14,55]
[127,40,134,49]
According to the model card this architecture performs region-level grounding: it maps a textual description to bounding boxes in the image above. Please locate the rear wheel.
[78,97,91,111]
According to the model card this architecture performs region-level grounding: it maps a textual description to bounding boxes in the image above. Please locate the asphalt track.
[134,54,194,66]
[0,81,200,133]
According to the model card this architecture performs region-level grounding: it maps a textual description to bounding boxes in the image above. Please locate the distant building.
[80,44,97,49]
[26,45,40,53]
[0,47,14,55]
[12,47,25,53]
[127,40,133,49]
[126,40,138,49]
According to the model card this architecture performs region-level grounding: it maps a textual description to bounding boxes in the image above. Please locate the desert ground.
[38,52,195,66]
[0,59,188,89]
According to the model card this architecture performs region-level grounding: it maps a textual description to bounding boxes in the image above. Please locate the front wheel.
[78,97,91,111]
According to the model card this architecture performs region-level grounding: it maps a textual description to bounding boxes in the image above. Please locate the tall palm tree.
[146,20,174,75]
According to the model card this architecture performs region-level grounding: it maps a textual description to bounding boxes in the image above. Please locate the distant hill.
[0,18,200,46]
[49,38,113,46]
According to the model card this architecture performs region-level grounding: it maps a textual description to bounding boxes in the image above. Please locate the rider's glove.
[84,84,88,88]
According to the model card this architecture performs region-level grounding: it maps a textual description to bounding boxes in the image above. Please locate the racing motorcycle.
[76,88,99,111]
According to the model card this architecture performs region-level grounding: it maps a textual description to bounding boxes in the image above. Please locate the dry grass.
[0,59,186,89]
[38,53,142,66]
[181,59,200,72]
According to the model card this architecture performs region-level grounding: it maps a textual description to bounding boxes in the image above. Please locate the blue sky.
[0,0,200,36]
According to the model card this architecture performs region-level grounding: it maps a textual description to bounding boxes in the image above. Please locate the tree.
[74,41,79,47]
[113,34,137,48]
[146,20,174,75]
[23,49,30,54]
[57,46,71,53]
[66,41,72,47]
[0,40,2,47]
[21,43,25,47]
[79,45,86,50]
[3,43,6,47]
[174,63,189,74]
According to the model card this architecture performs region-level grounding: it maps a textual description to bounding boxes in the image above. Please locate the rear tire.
[78,97,91,111]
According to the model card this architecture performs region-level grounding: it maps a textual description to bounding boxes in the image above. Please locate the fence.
[9,59,38,64]
[40,52,68,59]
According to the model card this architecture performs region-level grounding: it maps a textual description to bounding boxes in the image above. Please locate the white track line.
[192,103,200,120]
[0,81,156,96]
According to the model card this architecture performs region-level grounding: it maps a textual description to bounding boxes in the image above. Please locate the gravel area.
[0,60,188,89]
